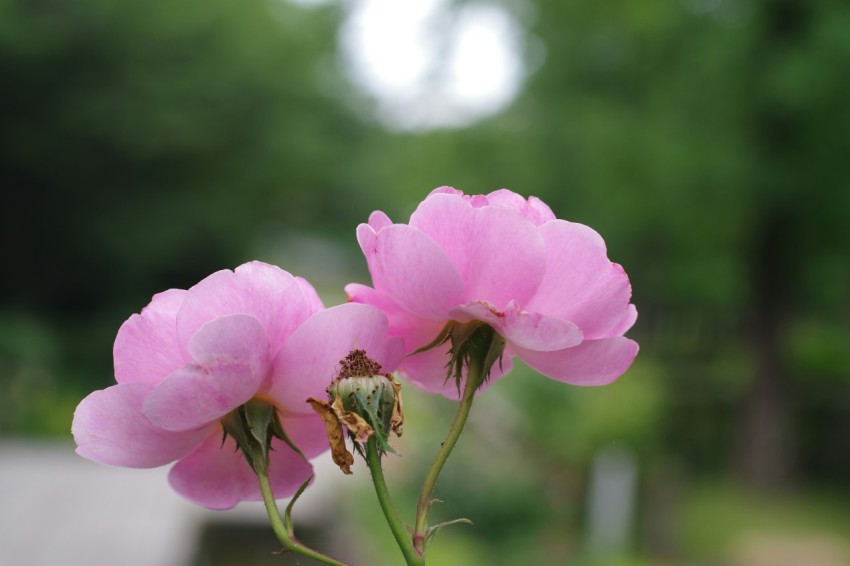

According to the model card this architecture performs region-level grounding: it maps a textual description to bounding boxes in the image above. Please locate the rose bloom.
[73,261,403,509]
[346,187,638,398]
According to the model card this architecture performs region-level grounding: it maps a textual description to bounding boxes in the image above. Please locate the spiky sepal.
[221,399,302,476]
[413,320,506,395]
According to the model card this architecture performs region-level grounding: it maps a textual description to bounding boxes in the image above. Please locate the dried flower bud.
[308,350,403,474]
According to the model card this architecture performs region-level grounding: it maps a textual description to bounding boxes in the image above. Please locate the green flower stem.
[257,466,351,566]
[412,355,485,555]
[366,436,426,566]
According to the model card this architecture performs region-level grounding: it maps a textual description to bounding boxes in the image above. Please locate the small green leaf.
[283,474,314,535]
[425,517,474,548]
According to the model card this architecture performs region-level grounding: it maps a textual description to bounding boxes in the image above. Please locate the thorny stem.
[257,465,351,566]
[366,436,426,566]
[412,355,485,556]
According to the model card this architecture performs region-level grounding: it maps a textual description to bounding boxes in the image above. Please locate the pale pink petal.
[409,193,546,309]
[368,210,393,231]
[269,303,405,414]
[608,304,638,337]
[356,223,378,258]
[399,342,513,400]
[368,224,467,320]
[396,343,452,395]
[428,186,464,198]
[280,412,330,459]
[113,289,187,385]
[485,189,556,226]
[468,194,490,207]
[527,196,557,224]
[526,220,633,339]
[448,300,582,352]
[346,283,445,351]
[295,276,325,314]
[168,434,313,509]
[143,315,270,432]
[512,337,639,386]
[448,300,503,328]
[345,283,397,314]
[168,434,256,510]
[176,261,311,359]
[500,302,583,351]
[356,223,380,281]
[72,383,209,468]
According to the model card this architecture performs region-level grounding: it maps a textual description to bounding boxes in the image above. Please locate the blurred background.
[2,0,849,564]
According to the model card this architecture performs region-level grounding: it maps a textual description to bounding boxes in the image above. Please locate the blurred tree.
[360,0,850,486]
[0,0,387,395]
[2,0,848,489]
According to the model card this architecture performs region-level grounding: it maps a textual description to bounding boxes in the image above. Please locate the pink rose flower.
[346,187,638,398]
[73,261,403,509]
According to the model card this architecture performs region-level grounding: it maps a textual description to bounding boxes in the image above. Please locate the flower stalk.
[256,462,351,566]
[412,351,485,555]
[365,436,425,566]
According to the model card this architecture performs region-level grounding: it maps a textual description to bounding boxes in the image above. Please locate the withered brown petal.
[390,374,404,437]
[331,396,375,444]
[307,398,354,475]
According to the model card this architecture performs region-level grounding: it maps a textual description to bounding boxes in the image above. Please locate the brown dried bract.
[390,373,404,438]
[307,398,355,475]
[331,396,375,444]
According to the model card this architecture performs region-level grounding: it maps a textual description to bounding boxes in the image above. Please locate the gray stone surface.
[1,440,205,566]
[0,439,355,566]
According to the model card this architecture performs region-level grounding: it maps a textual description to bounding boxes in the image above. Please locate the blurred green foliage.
[1,0,848,563]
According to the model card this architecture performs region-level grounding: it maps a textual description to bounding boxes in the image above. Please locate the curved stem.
[412,357,484,555]
[366,436,426,566]
[257,468,352,566]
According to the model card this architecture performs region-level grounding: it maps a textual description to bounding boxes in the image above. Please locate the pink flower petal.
[356,222,378,258]
[168,433,314,509]
[269,303,405,415]
[346,283,445,351]
[295,276,325,314]
[399,341,513,400]
[485,189,556,226]
[526,220,633,339]
[143,315,270,432]
[428,186,464,197]
[448,300,503,327]
[409,192,546,309]
[175,261,312,360]
[512,337,639,386]
[368,210,393,231]
[72,383,209,468]
[448,301,582,352]
[369,224,468,320]
[113,289,187,385]
[501,302,583,352]
[609,304,638,337]
[280,412,331,459]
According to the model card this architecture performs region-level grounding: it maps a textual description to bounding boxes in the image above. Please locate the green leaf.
[425,517,474,548]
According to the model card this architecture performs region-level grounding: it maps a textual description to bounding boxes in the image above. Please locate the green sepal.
[336,375,397,456]
[245,399,275,462]
[221,407,263,474]
[441,321,506,395]
[221,399,306,476]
